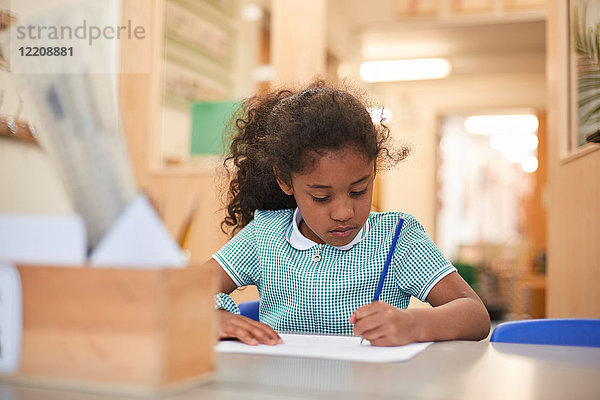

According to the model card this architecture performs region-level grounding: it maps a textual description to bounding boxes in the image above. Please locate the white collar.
[285,208,368,250]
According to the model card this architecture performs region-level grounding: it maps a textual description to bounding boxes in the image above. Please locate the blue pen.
[373,218,404,302]
[360,217,404,344]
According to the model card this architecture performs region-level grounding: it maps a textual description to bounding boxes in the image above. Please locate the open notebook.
[216,333,432,363]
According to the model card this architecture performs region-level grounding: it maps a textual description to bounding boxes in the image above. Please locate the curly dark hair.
[221,80,408,235]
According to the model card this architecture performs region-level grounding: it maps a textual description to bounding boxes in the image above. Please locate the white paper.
[0,214,86,265]
[89,194,187,268]
[215,333,432,363]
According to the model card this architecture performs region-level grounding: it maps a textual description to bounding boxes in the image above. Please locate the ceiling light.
[503,149,530,163]
[465,114,539,135]
[241,3,263,21]
[251,64,274,82]
[359,58,451,82]
[490,133,539,153]
[521,155,539,173]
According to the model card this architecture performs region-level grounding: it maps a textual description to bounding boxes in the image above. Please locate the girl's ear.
[273,167,294,195]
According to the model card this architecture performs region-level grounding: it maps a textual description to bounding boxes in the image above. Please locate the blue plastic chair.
[490,319,600,347]
[238,300,260,321]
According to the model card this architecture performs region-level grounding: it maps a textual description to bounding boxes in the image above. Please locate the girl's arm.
[204,258,282,346]
[350,272,490,346]
[413,271,490,341]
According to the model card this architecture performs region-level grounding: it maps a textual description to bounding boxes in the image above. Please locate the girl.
[205,80,490,346]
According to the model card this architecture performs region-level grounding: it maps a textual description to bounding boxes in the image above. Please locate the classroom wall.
[270,0,326,85]
[0,0,264,266]
[378,97,438,233]
[546,1,600,318]
[0,0,121,215]
[0,139,71,213]
[119,0,227,263]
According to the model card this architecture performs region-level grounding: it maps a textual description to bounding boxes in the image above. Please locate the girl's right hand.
[217,310,283,346]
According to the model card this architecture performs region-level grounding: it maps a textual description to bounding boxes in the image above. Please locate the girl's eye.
[350,188,368,197]
[312,196,330,203]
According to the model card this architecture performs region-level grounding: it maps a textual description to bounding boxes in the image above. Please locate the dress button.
[312,254,322,262]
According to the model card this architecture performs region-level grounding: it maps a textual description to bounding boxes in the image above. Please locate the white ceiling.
[326,0,547,111]
[362,21,546,76]
[328,0,545,71]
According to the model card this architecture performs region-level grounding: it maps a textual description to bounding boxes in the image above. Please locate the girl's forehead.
[296,148,375,178]
[302,147,372,166]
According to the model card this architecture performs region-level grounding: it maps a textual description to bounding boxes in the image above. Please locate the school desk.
[1,340,599,399]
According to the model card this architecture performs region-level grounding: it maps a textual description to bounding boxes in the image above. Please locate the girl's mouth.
[329,226,356,238]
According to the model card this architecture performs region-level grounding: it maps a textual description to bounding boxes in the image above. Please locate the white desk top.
[2,341,600,400]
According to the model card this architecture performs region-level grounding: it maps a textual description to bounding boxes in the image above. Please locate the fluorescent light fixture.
[360,58,451,82]
[252,64,274,82]
[490,133,539,153]
[465,114,539,135]
[521,155,539,173]
[503,149,530,163]
[368,107,392,124]
[241,3,263,21]
[490,133,538,163]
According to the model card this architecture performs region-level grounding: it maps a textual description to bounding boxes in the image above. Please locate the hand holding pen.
[350,218,404,346]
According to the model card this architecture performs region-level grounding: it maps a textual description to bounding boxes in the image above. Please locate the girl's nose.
[331,198,354,222]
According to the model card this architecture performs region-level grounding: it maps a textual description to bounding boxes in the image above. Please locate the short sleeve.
[392,216,456,302]
[213,220,261,287]
[215,292,241,314]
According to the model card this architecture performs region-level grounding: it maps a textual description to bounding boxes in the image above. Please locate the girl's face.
[276,148,375,247]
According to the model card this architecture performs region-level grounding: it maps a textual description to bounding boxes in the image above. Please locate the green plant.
[572,1,600,144]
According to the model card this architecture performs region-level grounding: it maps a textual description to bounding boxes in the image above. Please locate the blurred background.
[1,0,598,322]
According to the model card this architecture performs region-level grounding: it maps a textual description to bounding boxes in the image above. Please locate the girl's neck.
[298,220,325,244]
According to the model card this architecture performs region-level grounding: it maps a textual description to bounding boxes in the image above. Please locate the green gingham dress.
[214,208,456,335]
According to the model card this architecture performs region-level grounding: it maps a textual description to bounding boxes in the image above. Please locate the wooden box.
[3,264,216,395]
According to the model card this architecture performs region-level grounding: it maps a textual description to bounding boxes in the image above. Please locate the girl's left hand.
[349,301,418,346]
